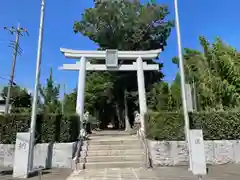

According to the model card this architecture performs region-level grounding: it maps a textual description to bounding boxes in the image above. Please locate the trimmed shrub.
[145,111,185,141]
[0,113,30,144]
[0,113,79,144]
[145,111,240,141]
[60,114,80,142]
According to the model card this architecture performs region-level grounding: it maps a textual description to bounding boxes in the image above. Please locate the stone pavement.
[0,168,72,180]
[66,165,240,180]
[0,165,239,179]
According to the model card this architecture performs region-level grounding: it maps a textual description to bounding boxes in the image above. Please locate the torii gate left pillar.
[60,48,161,132]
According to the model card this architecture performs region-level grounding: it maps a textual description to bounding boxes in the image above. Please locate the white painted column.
[137,57,147,131]
[76,56,87,130]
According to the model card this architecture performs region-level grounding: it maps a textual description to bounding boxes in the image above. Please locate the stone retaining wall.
[148,140,240,167]
[0,142,75,168]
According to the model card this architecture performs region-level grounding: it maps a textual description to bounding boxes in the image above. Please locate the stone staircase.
[82,132,145,169]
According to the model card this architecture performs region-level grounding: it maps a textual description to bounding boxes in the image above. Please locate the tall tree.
[172,36,240,111]
[73,0,173,127]
[147,82,169,111]
[147,73,182,112]
[1,86,32,112]
[169,73,182,111]
[39,68,61,113]
[64,88,77,114]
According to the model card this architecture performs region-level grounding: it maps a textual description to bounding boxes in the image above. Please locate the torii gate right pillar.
[136,57,147,131]
[76,56,87,131]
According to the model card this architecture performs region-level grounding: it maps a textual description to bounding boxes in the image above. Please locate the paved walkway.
[0,168,72,180]
[0,165,240,179]
[66,165,240,180]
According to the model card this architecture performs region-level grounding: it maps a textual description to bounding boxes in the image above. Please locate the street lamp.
[174,0,192,170]
[28,0,45,172]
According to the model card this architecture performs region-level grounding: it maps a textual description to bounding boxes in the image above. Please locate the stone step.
[89,139,140,145]
[84,155,145,163]
[89,136,139,141]
[90,131,134,137]
[84,161,145,169]
[88,144,142,151]
[86,149,144,156]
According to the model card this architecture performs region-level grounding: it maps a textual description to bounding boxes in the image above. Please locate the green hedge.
[145,111,240,141]
[0,113,79,144]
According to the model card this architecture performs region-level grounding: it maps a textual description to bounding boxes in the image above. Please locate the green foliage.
[74,0,173,50]
[0,113,30,144]
[145,111,240,140]
[64,88,77,114]
[170,73,182,111]
[85,72,114,114]
[0,113,79,144]
[172,36,240,111]
[147,75,182,112]
[39,68,61,114]
[145,111,185,140]
[148,82,170,111]
[1,86,32,111]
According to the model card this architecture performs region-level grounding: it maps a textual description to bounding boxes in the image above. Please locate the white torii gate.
[60,48,161,131]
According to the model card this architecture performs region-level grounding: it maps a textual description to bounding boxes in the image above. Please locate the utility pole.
[28,0,45,172]
[4,24,28,114]
[174,0,192,170]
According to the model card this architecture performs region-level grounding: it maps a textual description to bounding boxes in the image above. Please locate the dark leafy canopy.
[1,86,32,111]
[72,0,173,127]
[74,0,173,50]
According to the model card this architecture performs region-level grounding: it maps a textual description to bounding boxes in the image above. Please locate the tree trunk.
[115,102,122,129]
[124,89,132,131]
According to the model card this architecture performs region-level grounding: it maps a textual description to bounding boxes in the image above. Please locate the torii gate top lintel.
[60,48,162,60]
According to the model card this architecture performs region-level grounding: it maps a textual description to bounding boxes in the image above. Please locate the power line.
[3,23,28,114]
[0,76,17,85]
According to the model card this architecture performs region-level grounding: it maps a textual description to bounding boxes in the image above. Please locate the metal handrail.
[72,118,88,164]
[72,138,82,162]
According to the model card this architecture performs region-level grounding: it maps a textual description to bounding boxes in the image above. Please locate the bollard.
[38,169,42,180]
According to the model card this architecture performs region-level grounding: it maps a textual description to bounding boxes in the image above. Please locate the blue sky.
[0,0,240,96]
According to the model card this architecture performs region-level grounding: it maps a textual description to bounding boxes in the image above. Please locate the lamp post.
[174,0,192,170]
[28,0,45,171]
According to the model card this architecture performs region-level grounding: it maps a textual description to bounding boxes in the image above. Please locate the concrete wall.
[0,142,76,168]
[148,140,240,167]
